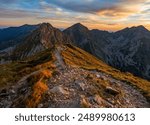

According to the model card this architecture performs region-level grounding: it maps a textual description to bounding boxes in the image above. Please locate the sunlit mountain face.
[0,0,150,31]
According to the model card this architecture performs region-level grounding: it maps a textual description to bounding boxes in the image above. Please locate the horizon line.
[0,22,149,32]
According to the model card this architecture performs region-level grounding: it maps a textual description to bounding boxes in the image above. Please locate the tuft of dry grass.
[80,96,91,108]
[26,81,48,108]
[25,69,53,108]
[41,69,52,79]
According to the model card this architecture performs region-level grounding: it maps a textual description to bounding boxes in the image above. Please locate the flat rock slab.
[50,85,69,95]
[105,87,119,96]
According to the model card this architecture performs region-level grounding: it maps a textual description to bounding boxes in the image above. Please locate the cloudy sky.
[0,0,150,31]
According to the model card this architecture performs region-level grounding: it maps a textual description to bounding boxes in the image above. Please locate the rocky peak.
[114,25,150,39]
[119,25,148,33]
[38,23,53,30]
[73,23,88,29]
[65,23,89,33]
[64,23,91,48]
[11,23,71,60]
[34,23,54,35]
[132,25,148,31]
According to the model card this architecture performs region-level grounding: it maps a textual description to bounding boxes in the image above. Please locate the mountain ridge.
[1,22,150,80]
[9,23,71,60]
[0,44,150,107]
[0,23,150,108]
[0,24,40,50]
[64,23,150,81]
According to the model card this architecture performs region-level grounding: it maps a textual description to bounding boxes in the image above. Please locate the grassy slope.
[0,49,55,88]
[0,44,150,103]
[61,44,150,102]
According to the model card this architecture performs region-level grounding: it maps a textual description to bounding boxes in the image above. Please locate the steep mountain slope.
[63,23,94,53]
[1,23,71,61]
[64,24,150,80]
[0,24,39,50]
[104,26,150,80]
[0,44,150,108]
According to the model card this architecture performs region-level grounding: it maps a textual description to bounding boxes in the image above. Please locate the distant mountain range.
[0,24,39,50]
[1,23,150,81]
[64,23,150,81]
[0,23,150,108]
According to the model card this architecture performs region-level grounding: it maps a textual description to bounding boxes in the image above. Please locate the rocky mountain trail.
[54,46,66,70]
[41,61,150,107]
[0,22,150,108]
[0,45,150,108]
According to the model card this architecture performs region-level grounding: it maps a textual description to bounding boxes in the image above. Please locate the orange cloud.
[96,6,139,19]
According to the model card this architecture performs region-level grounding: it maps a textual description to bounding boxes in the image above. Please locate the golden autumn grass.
[26,69,52,108]
[0,48,55,108]
[0,44,150,107]
[0,49,55,88]
[27,69,52,83]
[26,81,48,108]
[61,44,150,102]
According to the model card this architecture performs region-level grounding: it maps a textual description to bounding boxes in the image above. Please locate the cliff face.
[64,23,150,80]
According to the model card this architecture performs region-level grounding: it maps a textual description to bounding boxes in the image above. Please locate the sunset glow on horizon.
[0,0,150,31]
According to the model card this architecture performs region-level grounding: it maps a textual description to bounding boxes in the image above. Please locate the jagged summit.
[11,23,71,59]
[117,25,149,33]
[38,22,53,29]
[40,22,52,26]
[33,22,55,37]
[114,25,150,39]
[131,25,148,31]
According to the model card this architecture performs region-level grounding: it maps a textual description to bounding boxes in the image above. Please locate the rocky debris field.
[0,65,149,108]
[0,47,149,108]
[41,66,150,108]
